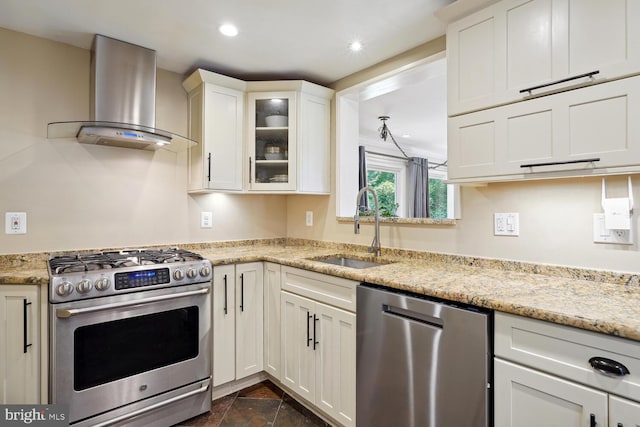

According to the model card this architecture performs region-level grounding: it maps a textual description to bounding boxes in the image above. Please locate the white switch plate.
[5,212,27,234]
[494,213,519,236]
[305,211,313,227]
[593,213,633,244]
[200,212,213,228]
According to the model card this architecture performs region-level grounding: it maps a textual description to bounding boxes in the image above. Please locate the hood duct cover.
[47,35,195,152]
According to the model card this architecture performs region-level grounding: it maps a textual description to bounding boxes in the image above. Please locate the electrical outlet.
[5,212,27,234]
[494,213,519,236]
[593,213,633,244]
[305,211,313,227]
[200,212,213,228]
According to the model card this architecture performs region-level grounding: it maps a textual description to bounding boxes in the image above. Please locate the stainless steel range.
[48,248,212,427]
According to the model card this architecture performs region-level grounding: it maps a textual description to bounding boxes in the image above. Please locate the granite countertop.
[2,239,640,343]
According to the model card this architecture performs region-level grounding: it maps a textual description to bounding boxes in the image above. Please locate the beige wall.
[0,29,286,254]
[287,38,640,274]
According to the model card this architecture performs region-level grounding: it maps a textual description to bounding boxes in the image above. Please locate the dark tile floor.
[176,380,330,427]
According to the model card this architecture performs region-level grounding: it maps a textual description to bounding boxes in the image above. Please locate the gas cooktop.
[48,247,212,303]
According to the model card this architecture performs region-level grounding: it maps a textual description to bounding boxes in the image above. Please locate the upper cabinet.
[444,0,640,182]
[447,0,640,116]
[183,70,246,193]
[183,71,333,194]
[246,81,333,194]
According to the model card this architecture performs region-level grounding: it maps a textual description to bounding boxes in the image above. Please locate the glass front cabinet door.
[248,92,296,191]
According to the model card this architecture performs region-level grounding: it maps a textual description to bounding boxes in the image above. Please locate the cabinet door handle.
[589,356,630,377]
[207,152,212,182]
[520,70,600,95]
[249,157,252,184]
[617,423,623,427]
[313,314,319,350]
[590,413,596,427]
[23,299,32,354]
[520,158,600,169]
[306,313,312,347]
[223,274,228,315]
[240,273,244,312]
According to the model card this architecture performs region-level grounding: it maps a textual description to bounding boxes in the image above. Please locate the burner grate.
[49,248,204,274]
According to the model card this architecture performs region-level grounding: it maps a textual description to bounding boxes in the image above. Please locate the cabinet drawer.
[281,266,357,312]
[495,312,640,402]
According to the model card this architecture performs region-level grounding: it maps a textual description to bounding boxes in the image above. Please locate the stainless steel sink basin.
[311,256,388,269]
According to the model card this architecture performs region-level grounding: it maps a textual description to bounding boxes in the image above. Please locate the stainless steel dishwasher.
[357,284,492,427]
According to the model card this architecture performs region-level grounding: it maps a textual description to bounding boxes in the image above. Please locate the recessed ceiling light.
[402,134,411,138]
[349,40,363,52]
[219,24,238,37]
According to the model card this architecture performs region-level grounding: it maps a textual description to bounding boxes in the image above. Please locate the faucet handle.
[353,215,360,234]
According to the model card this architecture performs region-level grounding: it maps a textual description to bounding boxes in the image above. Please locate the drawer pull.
[520,158,600,169]
[520,70,600,95]
[588,356,630,377]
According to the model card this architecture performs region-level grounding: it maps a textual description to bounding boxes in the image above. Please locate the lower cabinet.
[494,312,640,427]
[212,263,264,387]
[280,267,357,427]
[263,262,281,380]
[0,285,40,404]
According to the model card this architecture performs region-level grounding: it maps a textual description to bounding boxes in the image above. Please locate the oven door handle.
[55,288,210,318]
[92,377,211,427]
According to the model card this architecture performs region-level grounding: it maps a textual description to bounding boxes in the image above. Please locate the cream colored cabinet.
[246,81,333,194]
[0,285,40,404]
[447,0,640,116]
[494,312,640,427]
[183,69,246,193]
[263,262,281,380]
[280,267,356,427]
[495,358,608,426]
[448,74,640,181]
[212,263,263,387]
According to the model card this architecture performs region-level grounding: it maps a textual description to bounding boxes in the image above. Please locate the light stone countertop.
[2,239,639,343]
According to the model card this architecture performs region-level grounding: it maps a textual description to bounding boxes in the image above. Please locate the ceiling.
[0,0,452,86]
[0,0,451,161]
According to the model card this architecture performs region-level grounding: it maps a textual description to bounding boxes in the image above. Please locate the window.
[365,152,455,219]
[365,154,406,217]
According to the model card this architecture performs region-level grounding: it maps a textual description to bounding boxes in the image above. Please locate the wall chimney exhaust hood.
[47,35,196,152]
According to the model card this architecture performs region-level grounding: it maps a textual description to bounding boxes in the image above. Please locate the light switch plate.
[593,213,633,244]
[494,213,519,236]
[200,212,213,228]
[5,212,27,234]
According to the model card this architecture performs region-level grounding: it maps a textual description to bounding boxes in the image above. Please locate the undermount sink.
[311,255,388,269]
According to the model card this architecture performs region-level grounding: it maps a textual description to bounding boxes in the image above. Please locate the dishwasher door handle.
[382,304,444,329]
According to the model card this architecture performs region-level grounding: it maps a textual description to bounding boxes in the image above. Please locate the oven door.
[50,282,211,424]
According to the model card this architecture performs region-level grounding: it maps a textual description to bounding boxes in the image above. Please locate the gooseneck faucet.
[354,186,381,257]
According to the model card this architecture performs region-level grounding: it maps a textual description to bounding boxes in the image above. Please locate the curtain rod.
[364,149,447,169]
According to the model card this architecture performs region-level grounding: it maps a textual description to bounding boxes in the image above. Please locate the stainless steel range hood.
[47,35,195,152]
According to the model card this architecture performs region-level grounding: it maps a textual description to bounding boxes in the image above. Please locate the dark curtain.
[358,145,368,211]
[408,157,429,218]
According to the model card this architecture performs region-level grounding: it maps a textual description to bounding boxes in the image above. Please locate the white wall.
[0,28,286,254]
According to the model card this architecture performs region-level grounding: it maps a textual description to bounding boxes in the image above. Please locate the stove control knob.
[94,278,111,291]
[56,281,74,297]
[186,268,197,279]
[200,266,211,277]
[173,269,185,280]
[77,279,93,294]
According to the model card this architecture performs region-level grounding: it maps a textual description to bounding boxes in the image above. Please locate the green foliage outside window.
[429,178,448,219]
[365,170,398,217]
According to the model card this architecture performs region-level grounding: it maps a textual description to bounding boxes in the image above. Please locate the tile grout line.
[216,393,238,427]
